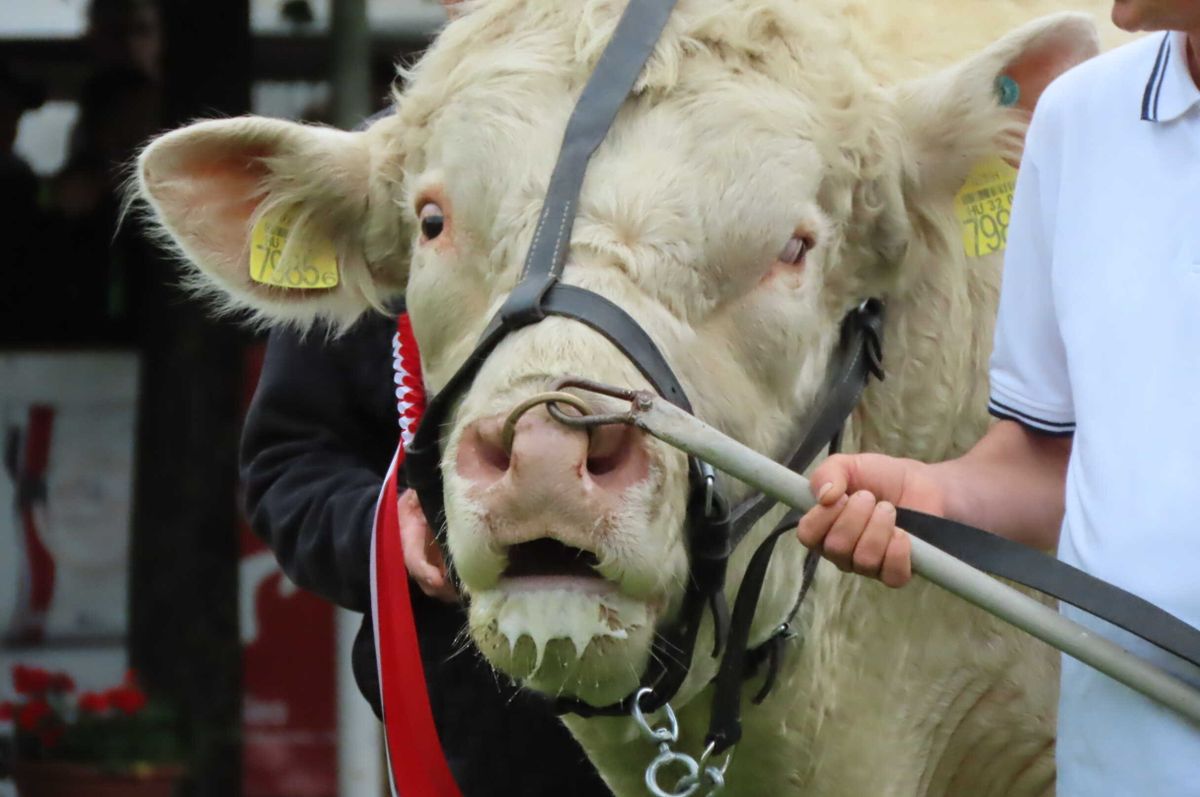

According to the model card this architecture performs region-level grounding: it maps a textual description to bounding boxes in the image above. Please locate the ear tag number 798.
[955,156,1018,259]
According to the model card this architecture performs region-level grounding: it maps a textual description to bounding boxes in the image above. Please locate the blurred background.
[0,1,443,795]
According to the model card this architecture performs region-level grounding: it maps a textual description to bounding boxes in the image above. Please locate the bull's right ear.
[136,115,407,330]
[892,12,1100,197]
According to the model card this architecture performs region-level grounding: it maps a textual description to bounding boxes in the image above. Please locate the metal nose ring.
[500,391,594,453]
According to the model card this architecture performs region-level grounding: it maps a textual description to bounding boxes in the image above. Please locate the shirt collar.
[1141,31,1200,123]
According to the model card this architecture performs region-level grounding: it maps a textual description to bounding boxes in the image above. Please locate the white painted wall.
[13,101,78,176]
[0,0,89,38]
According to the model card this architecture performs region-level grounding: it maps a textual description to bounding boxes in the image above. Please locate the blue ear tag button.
[995,75,1021,107]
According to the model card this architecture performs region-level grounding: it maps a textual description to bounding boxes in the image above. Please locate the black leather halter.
[404,0,882,743]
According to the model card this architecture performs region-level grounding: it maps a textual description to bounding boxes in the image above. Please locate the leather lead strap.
[896,509,1200,670]
[706,521,795,753]
[751,546,818,704]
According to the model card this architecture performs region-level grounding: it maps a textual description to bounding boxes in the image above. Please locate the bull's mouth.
[501,538,604,581]
[471,536,655,704]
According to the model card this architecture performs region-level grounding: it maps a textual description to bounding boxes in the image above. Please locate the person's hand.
[796,453,946,588]
[397,488,457,602]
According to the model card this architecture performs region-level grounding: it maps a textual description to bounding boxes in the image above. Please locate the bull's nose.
[455,405,649,498]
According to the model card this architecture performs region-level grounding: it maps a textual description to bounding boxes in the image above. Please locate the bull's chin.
[468,578,657,707]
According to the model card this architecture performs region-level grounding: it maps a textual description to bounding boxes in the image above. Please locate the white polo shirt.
[989,30,1200,796]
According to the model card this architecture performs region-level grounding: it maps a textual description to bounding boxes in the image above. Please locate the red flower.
[13,665,53,696]
[17,699,51,731]
[79,691,111,714]
[0,701,13,721]
[106,685,148,716]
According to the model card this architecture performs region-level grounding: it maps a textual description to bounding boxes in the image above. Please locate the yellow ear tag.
[249,207,340,289]
[955,155,1018,259]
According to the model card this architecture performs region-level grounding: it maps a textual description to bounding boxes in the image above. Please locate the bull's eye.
[778,233,814,266]
[419,202,445,241]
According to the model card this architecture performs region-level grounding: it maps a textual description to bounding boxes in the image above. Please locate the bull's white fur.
[133,1,1130,793]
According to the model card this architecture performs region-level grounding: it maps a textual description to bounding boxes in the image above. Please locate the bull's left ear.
[893,12,1099,195]
[136,114,407,331]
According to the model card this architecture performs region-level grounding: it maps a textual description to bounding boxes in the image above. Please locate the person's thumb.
[809,453,856,506]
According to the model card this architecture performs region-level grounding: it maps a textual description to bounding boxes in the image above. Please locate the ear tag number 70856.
[249,207,340,289]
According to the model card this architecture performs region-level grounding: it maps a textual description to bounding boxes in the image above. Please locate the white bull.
[135,1,1126,793]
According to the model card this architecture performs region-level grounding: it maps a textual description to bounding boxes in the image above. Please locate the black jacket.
[241,311,610,796]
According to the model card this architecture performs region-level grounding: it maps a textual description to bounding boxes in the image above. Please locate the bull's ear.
[894,12,1099,195]
[136,115,406,330]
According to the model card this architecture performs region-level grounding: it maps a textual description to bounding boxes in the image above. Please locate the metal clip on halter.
[701,461,717,518]
[631,689,731,797]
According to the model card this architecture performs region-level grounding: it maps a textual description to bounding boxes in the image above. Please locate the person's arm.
[240,314,399,611]
[932,420,1071,547]
[797,421,1070,587]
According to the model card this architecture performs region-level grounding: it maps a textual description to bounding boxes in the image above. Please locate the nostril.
[586,426,626,476]
[586,451,622,476]
[585,424,647,487]
[479,434,511,473]
[456,420,511,485]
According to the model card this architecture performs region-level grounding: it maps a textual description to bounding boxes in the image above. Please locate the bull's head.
[135,1,1098,710]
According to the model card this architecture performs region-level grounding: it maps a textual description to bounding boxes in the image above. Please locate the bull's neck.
[852,249,1001,462]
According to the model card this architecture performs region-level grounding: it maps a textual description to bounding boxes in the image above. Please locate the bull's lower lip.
[497,575,617,595]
